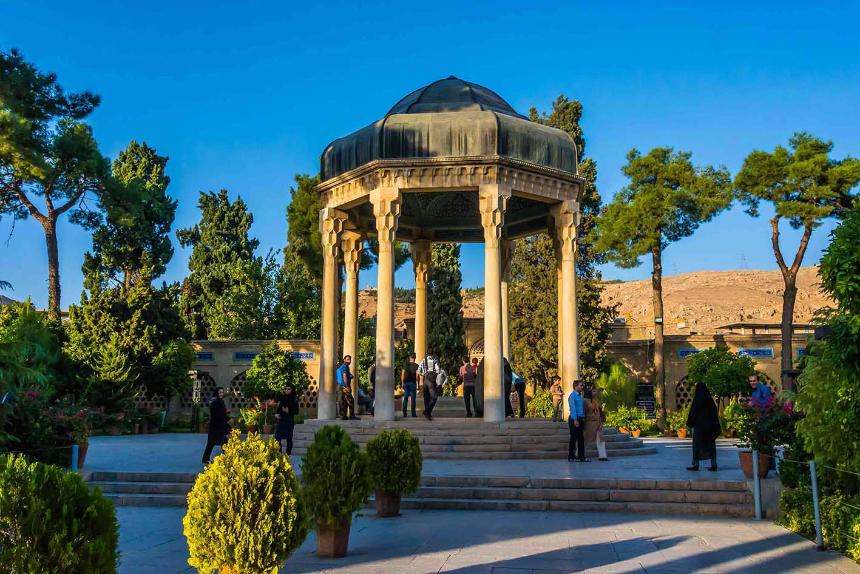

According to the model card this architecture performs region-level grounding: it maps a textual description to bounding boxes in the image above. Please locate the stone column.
[341,231,363,401]
[554,201,581,419]
[370,187,401,421]
[411,239,431,363]
[501,240,514,360]
[479,184,510,423]
[318,208,346,420]
[555,235,563,377]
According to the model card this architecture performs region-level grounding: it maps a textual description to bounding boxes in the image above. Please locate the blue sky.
[2,1,859,308]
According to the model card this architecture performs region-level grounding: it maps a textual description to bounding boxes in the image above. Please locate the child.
[550,375,564,422]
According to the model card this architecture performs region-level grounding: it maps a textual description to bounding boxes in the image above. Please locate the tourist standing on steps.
[686,382,721,472]
[512,371,526,418]
[336,355,357,420]
[460,356,478,417]
[274,384,298,455]
[583,383,608,461]
[503,357,514,418]
[567,380,588,462]
[202,387,230,464]
[418,350,441,420]
[550,376,564,422]
[402,353,419,418]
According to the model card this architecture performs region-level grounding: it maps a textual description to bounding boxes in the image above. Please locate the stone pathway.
[117,507,860,574]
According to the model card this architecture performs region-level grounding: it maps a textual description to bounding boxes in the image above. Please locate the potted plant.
[366,429,423,517]
[184,431,308,574]
[667,405,690,438]
[733,395,793,479]
[197,409,210,433]
[261,399,278,435]
[239,406,262,433]
[300,425,370,558]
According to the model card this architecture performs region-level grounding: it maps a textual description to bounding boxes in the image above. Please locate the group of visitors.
[566,378,609,462]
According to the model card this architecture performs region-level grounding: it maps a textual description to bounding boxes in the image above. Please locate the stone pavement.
[117,507,860,574]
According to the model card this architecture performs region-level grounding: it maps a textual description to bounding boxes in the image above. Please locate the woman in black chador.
[202,387,231,464]
[274,384,299,455]
[686,382,721,471]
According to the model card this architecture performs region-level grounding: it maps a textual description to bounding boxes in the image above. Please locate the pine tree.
[427,243,467,373]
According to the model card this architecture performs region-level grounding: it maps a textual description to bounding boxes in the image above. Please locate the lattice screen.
[674,372,779,410]
[134,385,168,412]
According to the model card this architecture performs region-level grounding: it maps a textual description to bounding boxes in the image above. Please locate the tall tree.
[735,133,860,390]
[270,241,322,340]
[67,142,192,397]
[0,49,110,318]
[177,190,267,339]
[427,243,467,373]
[594,148,731,421]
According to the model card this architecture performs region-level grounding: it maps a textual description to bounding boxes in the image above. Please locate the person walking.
[512,371,526,418]
[418,350,441,420]
[686,382,721,471]
[567,380,588,462]
[584,384,608,461]
[503,357,514,418]
[550,376,564,422]
[274,384,298,455]
[460,356,478,417]
[202,387,231,464]
[336,355,357,420]
[402,353,419,417]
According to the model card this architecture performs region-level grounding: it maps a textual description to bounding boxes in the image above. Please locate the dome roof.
[321,76,578,181]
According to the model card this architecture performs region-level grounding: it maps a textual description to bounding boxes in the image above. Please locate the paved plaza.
[117,507,860,574]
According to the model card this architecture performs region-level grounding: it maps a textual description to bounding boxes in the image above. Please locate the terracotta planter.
[263,424,274,435]
[618,427,629,434]
[631,429,642,438]
[676,428,688,439]
[198,422,209,433]
[738,450,770,479]
[76,442,89,469]
[316,518,351,558]
[375,491,402,517]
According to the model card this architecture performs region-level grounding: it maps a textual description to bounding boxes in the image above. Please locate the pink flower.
[24,390,39,400]
[783,401,794,415]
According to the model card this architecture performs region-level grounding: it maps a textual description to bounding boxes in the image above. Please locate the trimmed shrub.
[244,342,311,399]
[666,405,690,432]
[183,430,308,574]
[366,429,422,496]
[778,488,860,562]
[0,454,118,573]
[686,346,756,399]
[300,425,370,527]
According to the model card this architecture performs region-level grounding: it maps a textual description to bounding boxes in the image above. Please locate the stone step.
[291,432,633,444]
[88,471,199,483]
[415,486,752,505]
[104,493,187,507]
[94,481,193,495]
[287,446,658,459]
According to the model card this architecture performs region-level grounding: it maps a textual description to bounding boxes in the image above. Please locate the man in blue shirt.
[336,355,357,420]
[748,374,773,407]
[567,380,589,462]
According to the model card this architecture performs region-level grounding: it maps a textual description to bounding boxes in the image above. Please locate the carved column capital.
[370,187,401,251]
[552,200,580,260]
[319,207,348,259]
[479,184,511,247]
[340,231,363,276]
[411,239,431,285]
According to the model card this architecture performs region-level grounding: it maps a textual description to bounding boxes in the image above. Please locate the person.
[274,384,298,455]
[503,357,514,418]
[336,355,357,420]
[460,356,478,417]
[686,381,721,471]
[748,374,773,407]
[402,353,419,418]
[583,384,608,461]
[550,376,564,422]
[418,350,441,420]
[202,387,230,464]
[567,380,588,462]
[512,371,526,418]
[367,362,376,415]
[357,386,373,415]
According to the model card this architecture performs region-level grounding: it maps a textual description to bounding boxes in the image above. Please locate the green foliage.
[778,489,860,562]
[777,488,816,539]
[819,204,860,316]
[0,454,118,573]
[427,243,467,373]
[300,425,370,527]
[270,242,321,339]
[666,405,690,432]
[244,342,312,399]
[596,362,637,411]
[525,387,555,418]
[685,347,756,398]
[0,48,111,317]
[366,429,423,496]
[732,396,795,453]
[82,336,139,421]
[605,405,649,431]
[150,339,196,397]
[721,397,746,435]
[184,431,308,574]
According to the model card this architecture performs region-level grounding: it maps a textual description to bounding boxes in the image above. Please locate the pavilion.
[315,76,585,423]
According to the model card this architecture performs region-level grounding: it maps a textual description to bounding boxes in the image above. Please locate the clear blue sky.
[2,1,859,308]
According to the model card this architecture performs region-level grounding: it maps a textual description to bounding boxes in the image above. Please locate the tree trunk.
[780,276,798,391]
[651,246,666,424]
[42,217,62,320]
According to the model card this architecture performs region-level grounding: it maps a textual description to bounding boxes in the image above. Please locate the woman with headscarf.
[686,382,721,471]
[583,384,608,461]
[202,387,231,464]
[274,384,299,455]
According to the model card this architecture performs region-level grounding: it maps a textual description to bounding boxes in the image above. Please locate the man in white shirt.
[417,350,441,421]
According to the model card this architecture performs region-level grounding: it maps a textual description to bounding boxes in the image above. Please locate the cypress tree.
[427,243,467,374]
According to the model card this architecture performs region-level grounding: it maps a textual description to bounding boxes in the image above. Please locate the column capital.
[551,200,581,260]
[479,184,511,247]
[319,207,348,258]
[340,231,363,275]
[370,187,401,249]
[411,239,431,285]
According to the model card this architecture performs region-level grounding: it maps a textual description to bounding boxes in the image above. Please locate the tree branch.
[789,222,814,275]
[12,184,46,223]
[770,216,789,275]
[54,186,92,218]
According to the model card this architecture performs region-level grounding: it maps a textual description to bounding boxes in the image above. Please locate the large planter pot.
[316,518,351,558]
[618,427,629,435]
[375,491,402,517]
[262,424,274,435]
[738,449,770,479]
[676,428,688,439]
[76,442,89,469]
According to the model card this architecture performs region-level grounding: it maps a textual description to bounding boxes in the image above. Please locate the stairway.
[291,418,657,460]
[88,472,754,517]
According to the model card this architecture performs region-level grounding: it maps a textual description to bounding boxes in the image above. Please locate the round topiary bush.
[183,430,308,574]
[367,428,422,496]
[0,454,118,573]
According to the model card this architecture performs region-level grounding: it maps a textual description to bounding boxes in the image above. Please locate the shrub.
[721,397,745,435]
[300,425,370,527]
[184,430,308,574]
[0,454,118,573]
[605,405,648,430]
[666,405,689,432]
[686,346,756,399]
[596,361,637,411]
[777,487,816,539]
[526,387,555,418]
[366,429,422,496]
[779,487,860,562]
[244,342,311,399]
